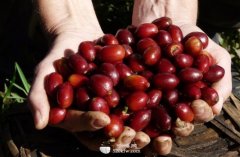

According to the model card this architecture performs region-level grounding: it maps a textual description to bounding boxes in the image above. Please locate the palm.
[28,32,104,129]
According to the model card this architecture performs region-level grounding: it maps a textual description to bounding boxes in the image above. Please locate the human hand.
[179,24,232,115]
[132,11,231,157]
[28,31,152,151]
[124,23,231,156]
[28,30,112,147]
[28,0,153,153]
[144,24,232,155]
[130,0,232,155]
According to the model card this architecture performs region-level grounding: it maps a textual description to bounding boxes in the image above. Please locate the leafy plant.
[0,62,30,114]
[219,29,240,78]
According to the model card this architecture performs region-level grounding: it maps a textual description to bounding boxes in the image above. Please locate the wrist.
[132,0,198,26]
[37,0,103,37]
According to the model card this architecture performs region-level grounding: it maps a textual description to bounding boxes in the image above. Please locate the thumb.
[28,72,50,130]
[211,50,232,115]
[55,110,110,132]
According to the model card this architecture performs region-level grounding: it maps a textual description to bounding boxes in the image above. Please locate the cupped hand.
[179,24,232,115]
[133,24,232,156]
[28,31,113,150]
[29,0,151,152]
[28,31,104,129]
[28,31,151,151]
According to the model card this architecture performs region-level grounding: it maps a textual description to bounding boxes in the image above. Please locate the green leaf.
[15,62,30,93]
[4,83,8,93]
[5,79,28,96]
[3,67,16,103]
[9,93,26,103]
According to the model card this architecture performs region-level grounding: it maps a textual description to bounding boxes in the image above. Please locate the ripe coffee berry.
[43,16,226,147]
[104,115,124,138]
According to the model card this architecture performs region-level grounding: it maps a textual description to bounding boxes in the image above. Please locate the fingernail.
[196,106,205,115]
[93,119,106,128]
[154,137,172,155]
[121,136,132,144]
[159,139,168,147]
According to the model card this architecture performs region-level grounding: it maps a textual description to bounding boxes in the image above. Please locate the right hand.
[28,30,113,149]
[30,0,151,152]
[28,31,151,151]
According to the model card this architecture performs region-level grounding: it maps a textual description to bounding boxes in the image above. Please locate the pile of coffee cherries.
[45,17,224,140]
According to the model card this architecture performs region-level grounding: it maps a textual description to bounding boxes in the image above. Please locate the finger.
[153,135,172,156]
[112,126,136,150]
[28,65,53,129]
[172,118,195,137]
[55,110,110,132]
[133,131,150,149]
[191,99,214,122]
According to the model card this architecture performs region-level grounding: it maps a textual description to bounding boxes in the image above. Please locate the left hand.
[179,24,232,115]
[127,24,232,156]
